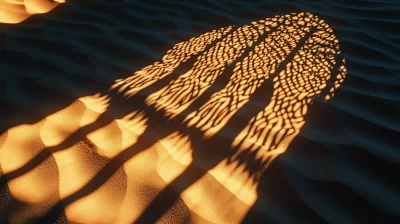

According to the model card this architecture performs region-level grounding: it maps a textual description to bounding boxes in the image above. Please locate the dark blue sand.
[0,0,399,223]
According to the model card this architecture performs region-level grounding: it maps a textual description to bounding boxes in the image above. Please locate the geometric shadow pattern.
[0,12,346,223]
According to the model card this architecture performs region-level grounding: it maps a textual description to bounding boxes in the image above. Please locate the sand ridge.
[0,0,399,223]
[0,11,348,223]
[0,0,65,24]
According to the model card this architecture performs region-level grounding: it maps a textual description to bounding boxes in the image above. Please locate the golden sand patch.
[0,0,65,24]
[0,12,346,223]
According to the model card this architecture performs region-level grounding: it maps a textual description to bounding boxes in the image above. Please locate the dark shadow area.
[31,16,342,222]
[1,1,399,223]
[2,10,346,223]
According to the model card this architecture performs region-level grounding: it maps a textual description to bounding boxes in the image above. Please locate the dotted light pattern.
[0,12,346,224]
[111,26,233,98]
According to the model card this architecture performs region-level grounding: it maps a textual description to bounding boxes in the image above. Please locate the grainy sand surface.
[0,1,399,223]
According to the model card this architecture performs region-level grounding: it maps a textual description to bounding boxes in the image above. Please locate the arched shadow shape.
[0,12,346,223]
[36,24,344,223]
[134,28,337,223]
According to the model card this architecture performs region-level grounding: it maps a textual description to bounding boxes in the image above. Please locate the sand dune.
[0,0,399,223]
[0,0,65,24]
[0,11,348,223]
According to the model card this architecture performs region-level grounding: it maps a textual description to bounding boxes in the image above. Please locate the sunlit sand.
[0,12,346,223]
[0,0,65,24]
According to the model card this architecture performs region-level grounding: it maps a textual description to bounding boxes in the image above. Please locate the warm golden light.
[0,0,64,24]
[0,12,346,223]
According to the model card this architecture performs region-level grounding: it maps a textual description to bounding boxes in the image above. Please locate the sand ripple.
[0,0,399,223]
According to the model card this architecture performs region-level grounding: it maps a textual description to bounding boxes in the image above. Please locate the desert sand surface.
[0,0,65,24]
[0,1,399,223]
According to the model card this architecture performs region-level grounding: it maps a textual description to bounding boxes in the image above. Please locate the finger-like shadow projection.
[0,12,346,223]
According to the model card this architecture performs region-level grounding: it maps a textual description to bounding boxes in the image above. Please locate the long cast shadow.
[0,11,346,223]
[1,13,288,191]
[0,24,238,189]
[2,12,319,194]
[0,3,352,223]
[35,25,320,223]
[32,21,282,223]
[134,27,319,223]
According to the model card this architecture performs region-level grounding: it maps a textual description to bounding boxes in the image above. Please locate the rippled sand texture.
[0,12,348,223]
[0,0,65,24]
[0,0,399,224]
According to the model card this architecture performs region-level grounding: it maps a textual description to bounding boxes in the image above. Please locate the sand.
[0,1,399,223]
[0,0,65,24]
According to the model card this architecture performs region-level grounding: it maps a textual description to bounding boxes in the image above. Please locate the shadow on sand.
[0,11,347,223]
